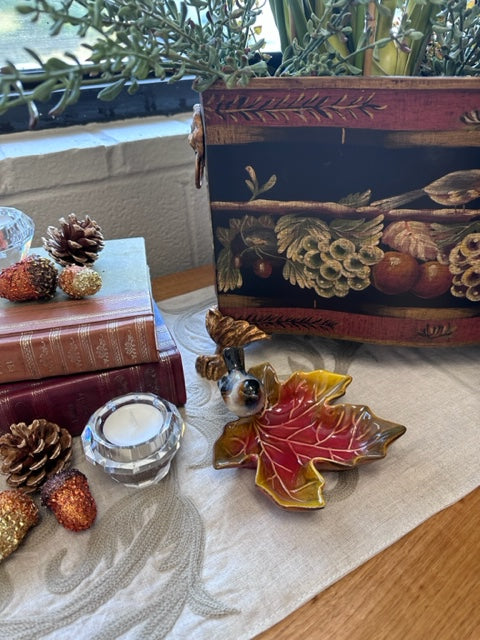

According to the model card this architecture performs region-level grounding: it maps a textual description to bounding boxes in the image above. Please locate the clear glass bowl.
[0,207,35,270]
[81,393,185,488]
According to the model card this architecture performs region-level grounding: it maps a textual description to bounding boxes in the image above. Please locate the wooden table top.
[152,265,480,640]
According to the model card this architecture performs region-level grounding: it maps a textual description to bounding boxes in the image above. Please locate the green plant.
[269,0,480,76]
[423,0,480,75]
[0,0,479,126]
[0,0,270,125]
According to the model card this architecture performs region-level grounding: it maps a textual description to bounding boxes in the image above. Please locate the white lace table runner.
[1,286,479,640]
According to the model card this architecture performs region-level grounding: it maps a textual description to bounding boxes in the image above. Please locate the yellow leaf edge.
[255,459,328,511]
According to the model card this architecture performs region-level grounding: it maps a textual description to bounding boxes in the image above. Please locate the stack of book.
[0,237,186,436]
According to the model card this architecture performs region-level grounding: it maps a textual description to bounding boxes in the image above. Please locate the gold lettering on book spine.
[134,316,153,361]
[49,328,72,374]
[37,338,56,375]
[0,360,14,377]
[64,335,83,368]
[107,320,124,367]
[79,324,96,370]
[20,332,41,378]
[95,335,110,367]
[123,330,138,361]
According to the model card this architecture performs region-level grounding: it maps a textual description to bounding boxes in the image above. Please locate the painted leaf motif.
[382,221,439,261]
[214,365,406,510]
[216,247,242,292]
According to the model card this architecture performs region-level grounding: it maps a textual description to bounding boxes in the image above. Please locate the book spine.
[0,313,159,384]
[0,350,186,437]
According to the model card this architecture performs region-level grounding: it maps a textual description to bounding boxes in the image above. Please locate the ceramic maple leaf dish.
[214,349,406,511]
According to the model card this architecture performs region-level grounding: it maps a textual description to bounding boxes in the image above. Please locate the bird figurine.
[372,169,480,210]
[218,347,265,417]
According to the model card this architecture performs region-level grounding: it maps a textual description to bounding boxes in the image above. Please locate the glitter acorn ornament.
[0,490,39,561]
[41,468,97,531]
[0,254,58,302]
[58,265,102,299]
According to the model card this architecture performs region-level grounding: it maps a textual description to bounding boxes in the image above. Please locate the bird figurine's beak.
[218,347,265,417]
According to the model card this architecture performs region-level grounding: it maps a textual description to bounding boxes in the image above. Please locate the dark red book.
[0,304,186,437]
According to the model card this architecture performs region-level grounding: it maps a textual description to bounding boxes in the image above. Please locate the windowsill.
[0,113,193,160]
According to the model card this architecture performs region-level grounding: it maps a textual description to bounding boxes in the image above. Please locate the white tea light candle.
[81,393,184,487]
[102,404,163,446]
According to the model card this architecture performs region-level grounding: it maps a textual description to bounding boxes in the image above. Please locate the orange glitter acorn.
[41,468,97,532]
[0,489,39,560]
[0,254,58,302]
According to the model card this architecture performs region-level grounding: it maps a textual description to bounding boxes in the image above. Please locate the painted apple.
[410,261,452,298]
[372,251,420,295]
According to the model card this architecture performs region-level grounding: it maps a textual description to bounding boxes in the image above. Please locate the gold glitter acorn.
[0,490,39,561]
[0,419,73,494]
[0,254,58,302]
[58,265,102,299]
[41,468,97,531]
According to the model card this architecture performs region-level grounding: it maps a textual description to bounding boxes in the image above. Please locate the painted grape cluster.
[448,232,480,302]
[276,215,384,298]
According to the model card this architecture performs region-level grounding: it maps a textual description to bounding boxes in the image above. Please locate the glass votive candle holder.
[0,207,35,270]
[81,392,185,488]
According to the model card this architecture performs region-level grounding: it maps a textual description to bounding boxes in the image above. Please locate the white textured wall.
[0,114,213,278]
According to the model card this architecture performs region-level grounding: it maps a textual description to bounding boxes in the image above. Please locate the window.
[0,2,279,134]
[2,0,92,68]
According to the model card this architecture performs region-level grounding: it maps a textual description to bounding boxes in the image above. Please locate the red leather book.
[0,238,159,383]
[0,303,186,437]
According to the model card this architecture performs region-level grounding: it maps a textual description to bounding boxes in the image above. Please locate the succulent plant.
[0,1,479,128]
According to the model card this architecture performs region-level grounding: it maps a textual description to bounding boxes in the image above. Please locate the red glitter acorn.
[41,468,97,531]
[0,255,58,302]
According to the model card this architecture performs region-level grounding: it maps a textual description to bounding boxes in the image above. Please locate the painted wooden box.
[199,77,480,346]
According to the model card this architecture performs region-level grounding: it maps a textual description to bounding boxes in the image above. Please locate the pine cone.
[0,419,73,494]
[42,214,105,267]
[0,255,58,302]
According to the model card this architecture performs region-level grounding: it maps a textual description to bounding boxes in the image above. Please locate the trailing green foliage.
[0,0,269,123]
[0,0,479,126]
